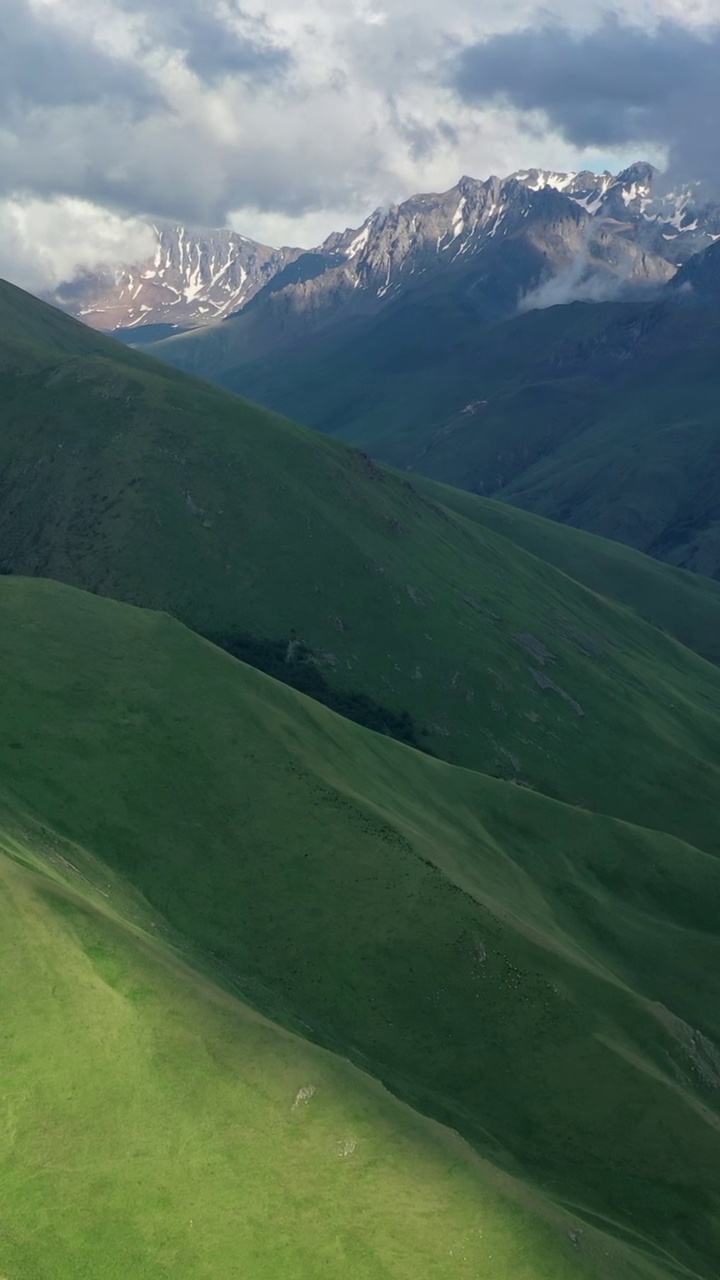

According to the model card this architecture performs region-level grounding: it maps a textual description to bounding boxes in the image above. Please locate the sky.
[1,0,718,289]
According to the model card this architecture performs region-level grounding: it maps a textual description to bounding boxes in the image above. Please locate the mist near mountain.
[519,258,628,311]
[518,218,667,311]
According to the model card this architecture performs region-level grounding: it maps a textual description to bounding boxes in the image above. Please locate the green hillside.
[190,291,720,579]
[1,835,615,1280]
[407,477,720,667]
[2,575,719,1279]
[2,280,720,860]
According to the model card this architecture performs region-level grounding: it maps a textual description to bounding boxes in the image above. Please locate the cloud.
[451,14,720,194]
[0,197,155,293]
[0,0,608,231]
[1,0,718,293]
[0,0,425,227]
[518,244,642,312]
[114,0,292,84]
[0,0,158,115]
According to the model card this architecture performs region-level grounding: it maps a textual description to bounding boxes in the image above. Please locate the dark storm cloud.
[0,0,289,126]
[451,15,720,192]
[118,0,291,84]
[0,0,158,115]
[181,17,290,83]
[0,0,296,223]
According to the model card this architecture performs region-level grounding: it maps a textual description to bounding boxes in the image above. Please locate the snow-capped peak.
[49,162,720,333]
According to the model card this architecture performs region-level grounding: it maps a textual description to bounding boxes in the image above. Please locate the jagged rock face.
[510,161,720,251]
[50,163,720,336]
[159,174,682,374]
[48,226,302,331]
[311,178,597,313]
[314,161,709,299]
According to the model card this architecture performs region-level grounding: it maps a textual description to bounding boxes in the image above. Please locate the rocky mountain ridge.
[49,162,720,337]
[49,225,303,331]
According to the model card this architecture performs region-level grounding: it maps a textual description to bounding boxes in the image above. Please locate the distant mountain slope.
[47,223,302,331]
[2,279,720,859]
[2,575,720,1279]
[407,478,720,667]
[218,284,720,579]
[670,240,720,307]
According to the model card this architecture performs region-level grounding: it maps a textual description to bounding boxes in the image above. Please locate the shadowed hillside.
[1,280,720,858]
[197,288,720,579]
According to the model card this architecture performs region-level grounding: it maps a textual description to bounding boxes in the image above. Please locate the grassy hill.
[2,574,720,1280]
[191,290,720,579]
[2,281,720,861]
[407,477,720,667]
[1,831,618,1280]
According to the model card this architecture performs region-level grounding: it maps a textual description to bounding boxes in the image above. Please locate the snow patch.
[515,170,578,193]
[345,223,371,259]
[571,193,605,215]
[451,196,466,238]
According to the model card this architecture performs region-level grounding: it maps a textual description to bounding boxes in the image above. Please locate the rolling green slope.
[408,477,720,667]
[0,277,152,372]
[2,281,720,861]
[1,845,617,1280]
[1,575,720,1279]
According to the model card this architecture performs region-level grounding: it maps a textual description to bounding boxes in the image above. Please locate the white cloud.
[0,197,155,292]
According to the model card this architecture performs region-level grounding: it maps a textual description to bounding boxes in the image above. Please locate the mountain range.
[49,161,720,344]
